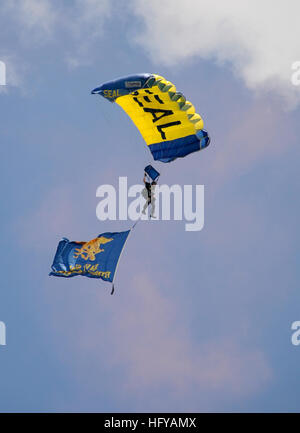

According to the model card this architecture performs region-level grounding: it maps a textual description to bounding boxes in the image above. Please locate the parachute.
[91,73,210,163]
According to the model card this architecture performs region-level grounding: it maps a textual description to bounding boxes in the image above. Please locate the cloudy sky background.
[0,0,300,412]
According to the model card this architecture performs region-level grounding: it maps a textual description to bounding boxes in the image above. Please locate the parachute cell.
[91,73,210,163]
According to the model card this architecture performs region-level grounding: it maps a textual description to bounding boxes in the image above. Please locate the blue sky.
[0,0,300,412]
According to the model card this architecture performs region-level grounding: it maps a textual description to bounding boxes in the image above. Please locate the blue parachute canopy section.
[144,165,160,181]
[91,73,153,101]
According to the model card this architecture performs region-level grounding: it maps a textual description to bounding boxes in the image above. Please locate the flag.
[49,230,130,287]
[144,164,160,182]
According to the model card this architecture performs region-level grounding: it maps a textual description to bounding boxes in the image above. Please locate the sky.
[0,0,300,412]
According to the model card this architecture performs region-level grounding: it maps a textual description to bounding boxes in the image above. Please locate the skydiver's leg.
[150,198,156,218]
[142,201,147,214]
[142,198,150,214]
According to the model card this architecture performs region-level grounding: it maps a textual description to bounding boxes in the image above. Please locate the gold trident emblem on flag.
[73,236,113,261]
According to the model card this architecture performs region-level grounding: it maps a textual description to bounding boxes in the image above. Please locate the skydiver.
[142,173,157,218]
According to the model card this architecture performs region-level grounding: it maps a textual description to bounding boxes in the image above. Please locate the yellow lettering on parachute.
[73,236,113,261]
[103,89,120,99]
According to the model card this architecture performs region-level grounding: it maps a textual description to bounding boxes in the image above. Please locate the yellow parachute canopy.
[92,73,210,162]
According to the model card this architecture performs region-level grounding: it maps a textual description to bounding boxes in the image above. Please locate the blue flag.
[49,230,130,284]
[144,165,160,182]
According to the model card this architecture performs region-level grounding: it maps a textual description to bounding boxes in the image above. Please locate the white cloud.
[63,0,112,68]
[3,1,300,104]
[72,0,111,38]
[4,0,57,40]
[131,0,300,106]
[1,0,112,80]
[2,0,111,46]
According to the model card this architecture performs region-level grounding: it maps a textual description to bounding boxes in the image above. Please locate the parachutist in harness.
[142,173,157,218]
